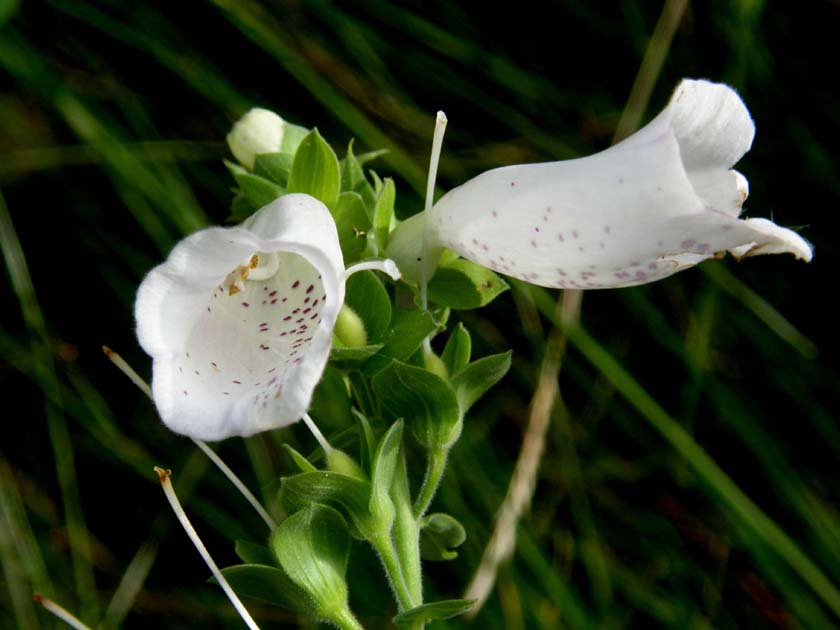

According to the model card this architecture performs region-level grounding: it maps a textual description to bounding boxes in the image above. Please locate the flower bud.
[333,304,368,348]
[227,108,286,170]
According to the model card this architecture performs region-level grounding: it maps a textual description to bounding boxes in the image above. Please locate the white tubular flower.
[425,79,812,289]
[226,108,287,170]
[136,194,399,441]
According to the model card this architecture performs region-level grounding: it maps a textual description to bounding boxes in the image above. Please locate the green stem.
[330,606,365,630]
[371,533,416,612]
[413,448,448,519]
[392,452,423,604]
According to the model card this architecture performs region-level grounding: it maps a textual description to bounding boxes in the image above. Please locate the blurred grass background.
[1,1,838,628]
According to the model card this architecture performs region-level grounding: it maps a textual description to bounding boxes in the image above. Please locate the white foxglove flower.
[419,79,811,289]
[226,108,287,170]
[136,193,398,441]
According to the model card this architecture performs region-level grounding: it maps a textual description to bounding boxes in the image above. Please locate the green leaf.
[372,360,461,450]
[281,122,309,155]
[271,505,351,615]
[441,323,472,378]
[334,191,370,264]
[428,258,509,309]
[345,271,391,343]
[254,152,293,187]
[280,471,375,540]
[369,420,403,525]
[309,366,353,432]
[362,309,439,375]
[353,409,377,475]
[234,540,276,566]
[340,139,376,209]
[0,0,20,26]
[371,177,395,253]
[219,564,315,614]
[287,128,341,209]
[420,513,466,561]
[356,148,389,167]
[450,351,512,415]
[330,344,384,370]
[393,599,475,626]
[282,444,317,473]
[229,192,256,222]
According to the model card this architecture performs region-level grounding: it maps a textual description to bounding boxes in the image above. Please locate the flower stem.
[413,448,448,519]
[370,532,416,612]
[391,452,423,604]
[329,607,365,630]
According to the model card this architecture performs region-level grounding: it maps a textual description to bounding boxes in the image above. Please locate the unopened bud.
[334,304,368,348]
[227,108,286,170]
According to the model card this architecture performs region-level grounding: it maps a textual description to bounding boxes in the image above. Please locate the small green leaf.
[420,513,466,561]
[353,409,377,475]
[254,152,293,186]
[372,360,461,450]
[450,351,512,415]
[280,471,375,540]
[428,258,509,309]
[442,323,472,378]
[234,540,276,566]
[371,177,395,253]
[356,148,389,167]
[393,599,475,626]
[271,505,352,618]
[309,366,353,432]
[362,309,439,375]
[281,122,309,154]
[229,192,256,222]
[340,139,376,209]
[282,444,317,473]
[346,271,391,342]
[334,191,370,264]
[220,564,315,614]
[287,128,341,209]
[369,420,403,525]
[330,344,384,370]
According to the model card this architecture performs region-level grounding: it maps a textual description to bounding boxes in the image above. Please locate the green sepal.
[282,444,317,473]
[225,159,285,209]
[372,360,461,450]
[254,152,293,187]
[281,122,309,155]
[219,564,315,614]
[369,420,403,527]
[362,308,439,375]
[370,177,395,254]
[393,599,476,626]
[442,322,472,377]
[330,344,384,370]
[280,471,375,540]
[419,513,466,561]
[340,139,376,209]
[428,258,509,309]
[334,191,371,264]
[326,449,367,481]
[353,409,377,475]
[229,191,256,222]
[271,504,352,617]
[346,270,391,343]
[287,128,341,210]
[234,540,277,566]
[450,351,512,415]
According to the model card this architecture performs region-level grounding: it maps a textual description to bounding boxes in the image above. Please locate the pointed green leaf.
[340,139,376,209]
[353,409,377,476]
[393,599,475,626]
[271,505,351,616]
[450,351,512,415]
[229,191,256,222]
[362,309,439,375]
[330,344,384,370]
[287,128,341,209]
[346,270,391,343]
[282,444,317,473]
[309,366,353,432]
[254,152,293,187]
[372,177,395,253]
[234,540,276,566]
[372,360,461,450]
[370,420,403,524]
[442,323,472,378]
[357,148,389,167]
[334,191,370,264]
[428,258,509,309]
[281,122,309,155]
[420,513,466,562]
[280,471,375,540]
[219,564,315,614]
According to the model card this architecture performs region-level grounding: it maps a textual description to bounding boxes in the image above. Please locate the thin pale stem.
[371,532,417,612]
[103,346,275,530]
[419,111,448,319]
[301,412,332,455]
[413,448,448,520]
[33,594,93,630]
[154,467,261,630]
[345,258,401,281]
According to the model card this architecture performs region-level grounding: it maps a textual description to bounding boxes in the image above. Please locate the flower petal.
[136,194,344,441]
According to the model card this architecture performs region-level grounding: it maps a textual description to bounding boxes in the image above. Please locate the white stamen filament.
[33,593,93,630]
[344,258,401,281]
[420,111,448,315]
[301,412,332,455]
[246,251,281,281]
[154,467,261,630]
[103,346,276,530]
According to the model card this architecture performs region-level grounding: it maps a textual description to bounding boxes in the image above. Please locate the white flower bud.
[226,107,286,170]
